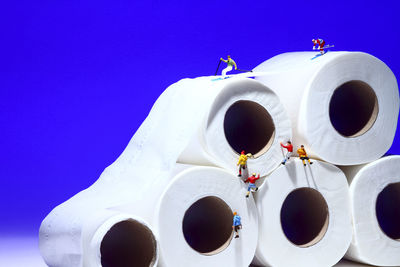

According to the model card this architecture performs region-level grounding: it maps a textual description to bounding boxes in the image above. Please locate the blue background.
[1,1,399,237]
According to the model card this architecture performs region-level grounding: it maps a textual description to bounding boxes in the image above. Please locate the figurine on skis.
[312,38,334,55]
[220,55,237,77]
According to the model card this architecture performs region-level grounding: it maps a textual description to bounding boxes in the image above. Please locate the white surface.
[39,76,290,267]
[253,52,399,165]
[340,156,400,266]
[254,159,352,267]
[1,236,382,267]
[0,236,384,267]
[0,236,46,267]
[155,166,258,267]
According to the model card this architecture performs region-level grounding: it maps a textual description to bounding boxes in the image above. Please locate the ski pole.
[215,59,222,76]
[237,69,253,73]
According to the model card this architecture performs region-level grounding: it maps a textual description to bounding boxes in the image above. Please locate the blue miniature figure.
[232,212,242,238]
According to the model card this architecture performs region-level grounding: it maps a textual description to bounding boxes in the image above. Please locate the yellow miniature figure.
[297,145,313,166]
[220,55,237,76]
[237,150,253,177]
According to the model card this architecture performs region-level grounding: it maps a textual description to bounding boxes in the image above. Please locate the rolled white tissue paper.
[155,165,258,267]
[40,76,288,266]
[340,156,400,266]
[254,159,352,267]
[254,52,399,165]
[178,78,292,176]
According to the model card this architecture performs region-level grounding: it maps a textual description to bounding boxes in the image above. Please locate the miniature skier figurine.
[312,38,326,54]
[220,55,237,77]
[237,150,253,177]
[232,212,242,238]
[297,145,313,166]
[280,141,293,165]
[245,173,260,198]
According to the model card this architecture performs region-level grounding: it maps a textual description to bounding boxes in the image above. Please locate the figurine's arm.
[231,59,237,70]
[220,58,227,63]
[280,142,289,149]
[255,174,260,181]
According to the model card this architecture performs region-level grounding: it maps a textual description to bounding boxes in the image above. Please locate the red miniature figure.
[280,141,293,165]
[312,38,326,54]
[245,173,260,198]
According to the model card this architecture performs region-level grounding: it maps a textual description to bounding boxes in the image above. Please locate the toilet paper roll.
[340,156,400,266]
[40,76,287,266]
[253,52,399,165]
[254,159,352,267]
[155,166,258,267]
[86,213,158,267]
[178,77,292,176]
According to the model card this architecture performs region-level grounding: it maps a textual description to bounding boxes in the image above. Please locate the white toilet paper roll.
[178,77,292,176]
[340,156,400,266]
[254,159,352,267]
[253,52,399,165]
[40,76,287,266]
[155,166,258,267]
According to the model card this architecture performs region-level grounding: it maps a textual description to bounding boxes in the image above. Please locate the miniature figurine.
[312,38,335,56]
[237,150,253,177]
[220,55,237,77]
[232,212,242,238]
[297,145,313,166]
[280,141,293,165]
[312,38,326,54]
[245,173,260,198]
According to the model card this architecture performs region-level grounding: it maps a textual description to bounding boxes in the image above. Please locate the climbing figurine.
[232,212,242,238]
[297,145,313,166]
[312,38,334,55]
[220,55,237,77]
[280,141,293,165]
[245,173,260,198]
[237,150,253,177]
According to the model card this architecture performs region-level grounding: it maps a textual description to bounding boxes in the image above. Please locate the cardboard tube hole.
[224,100,275,157]
[100,219,157,267]
[329,80,378,137]
[182,196,233,255]
[376,182,400,240]
[280,188,329,247]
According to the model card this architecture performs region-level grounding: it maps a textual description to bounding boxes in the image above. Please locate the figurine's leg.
[301,157,306,166]
[246,186,251,197]
[234,226,239,238]
[238,166,242,177]
[222,65,232,76]
[308,158,313,165]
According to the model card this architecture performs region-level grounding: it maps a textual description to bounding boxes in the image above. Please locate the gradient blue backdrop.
[1,1,399,237]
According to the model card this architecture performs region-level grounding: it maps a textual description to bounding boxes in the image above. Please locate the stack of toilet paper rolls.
[39,51,399,267]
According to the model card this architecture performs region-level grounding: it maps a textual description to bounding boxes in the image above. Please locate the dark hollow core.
[280,188,329,247]
[224,100,275,156]
[182,196,233,254]
[376,182,400,240]
[329,80,378,137]
[100,220,156,267]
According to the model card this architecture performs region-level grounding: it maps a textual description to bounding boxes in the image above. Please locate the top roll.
[253,52,399,165]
